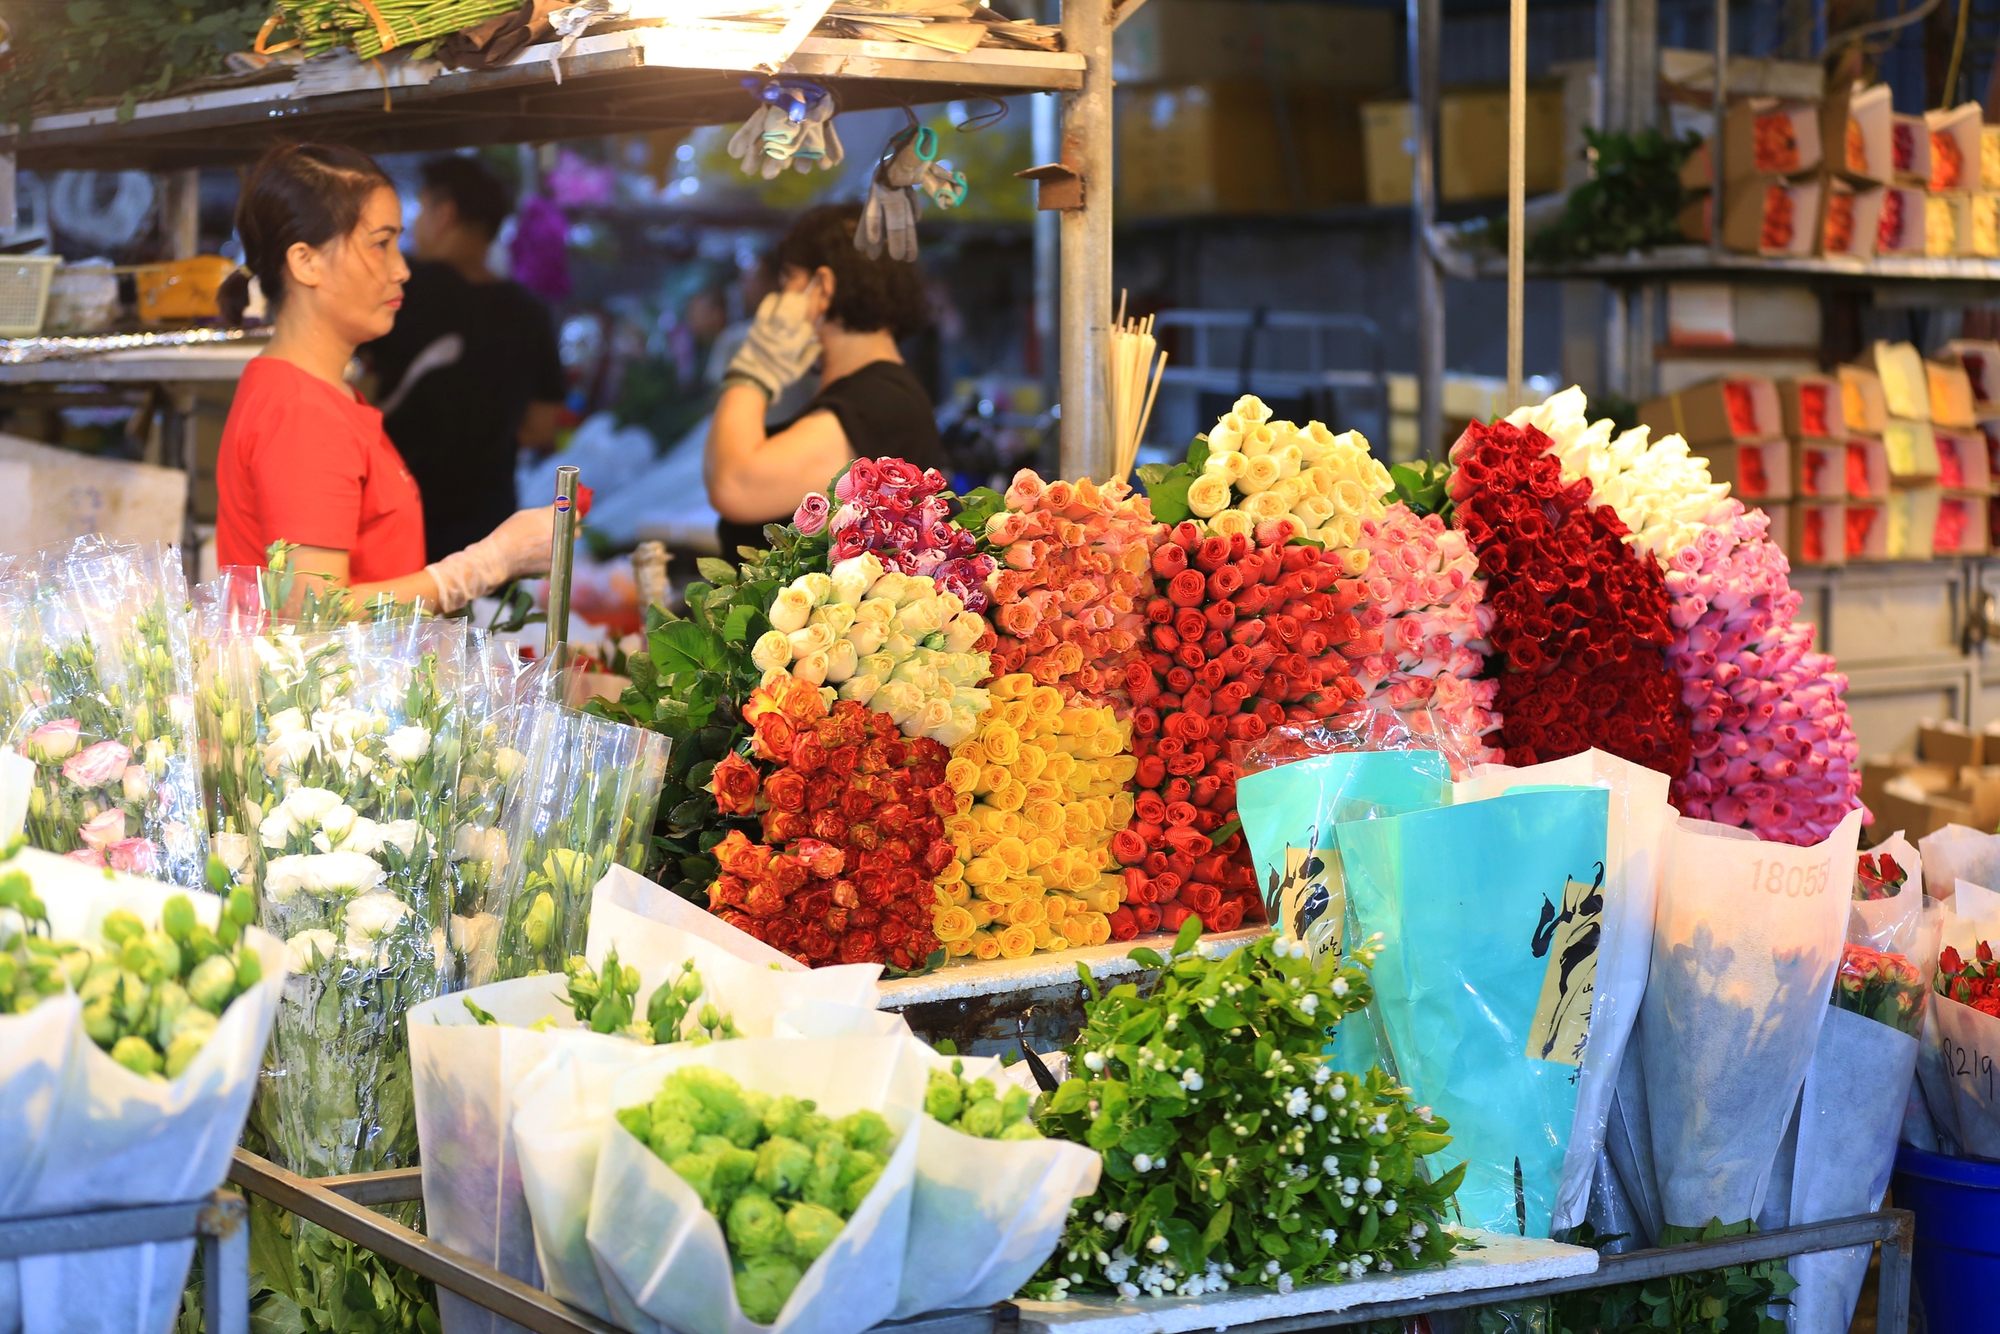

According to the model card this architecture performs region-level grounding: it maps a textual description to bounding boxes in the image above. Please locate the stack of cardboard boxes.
[1864,723,2000,840]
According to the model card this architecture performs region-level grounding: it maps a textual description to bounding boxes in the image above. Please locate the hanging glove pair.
[726,88,843,179]
[856,127,969,263]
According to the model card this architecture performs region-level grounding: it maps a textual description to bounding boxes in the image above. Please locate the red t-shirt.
[216,357,427,582]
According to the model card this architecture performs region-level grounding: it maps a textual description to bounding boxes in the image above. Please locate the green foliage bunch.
[1526,129,1702,263]
[0,0,266,126]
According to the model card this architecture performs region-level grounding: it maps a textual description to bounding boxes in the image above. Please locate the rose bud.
[1200,629,1226,658]
[1182,685,1214,717]
[1199,660,1228,692]
[1108,907,1140,941]
[1144,851,1170,877]
[1168,569,1208,607]
[1110,828,1148,865]
[1182,882,1223,914]
[1162,904,1196,932]
[1146,597,1176,624]
[1152,871,1184,900]
[1165,799,1199,827]
[1174,608,1208,642]
[1150,623,1181,652]
[1152,543,1189,577]
[1282,545,1317,572]
[1164,776,1194,804]
[1172,521,1203,550]
[1135,905,1162,932]
[1207,565,1244,600]
[1254,699,1286,726]
[1203,600,1237,634]
[1155,691,1182,711]
[1166,665,1196,694]
[1145,650,1175,674]
[1226,532,1250,561]
[1194,536,1232,572]
[1137,754,1168,788]
[1174,643,1206,671]
[1166,751,1205,777]
[1133,706,1162,736]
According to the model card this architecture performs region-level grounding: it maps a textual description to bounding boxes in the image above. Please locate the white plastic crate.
[0,255,62,337]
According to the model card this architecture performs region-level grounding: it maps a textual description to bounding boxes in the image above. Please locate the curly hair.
[773,203,929,339]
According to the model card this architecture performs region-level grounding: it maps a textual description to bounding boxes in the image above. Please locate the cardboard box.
[1661,48,1823,99]
[1681,98,1824,190]
[1841,365,1889,434]
[1847,500,1890,559]
[1818,179,1882,258]
[1790,499,1846,565]
[1920,724,1984,769]
[1873,787,1975,841]
[1937,493,1991,555]
[1112,0,1398,87]
[1874,185,1928,256]
[1639,375,1782,446]
[1888,485,1942,558]
[1779,375,1846,440]
[1947,339,2000,413]
[1869,341,1932,420]
[1846,438,1891,499]
[1758,501,1789,552]
[1926,192,1976,257]
[1861,756,1959,819]
[1930,361,1979,427]
[1974,194,2000,256]
[1885,417,1942,481]
[1360,85,1565,205]
[1828,82,1893,185]
[1118,83,1372,214]
[1696,440,1792,500]
[1983,422,2000,488]
[1936,427,1990,490]
[1666,283,1821,347]
[1892,113,1932,186]
[1928,102,1983,191]
[1691,176,1821,255]
[1795,441,1846,498]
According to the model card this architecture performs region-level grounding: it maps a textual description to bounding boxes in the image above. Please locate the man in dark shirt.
[365,155,567,562]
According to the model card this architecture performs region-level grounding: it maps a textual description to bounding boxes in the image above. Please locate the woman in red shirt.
[216,143,555,610]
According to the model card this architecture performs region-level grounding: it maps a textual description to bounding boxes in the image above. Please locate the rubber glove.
[917,160,967,209]
[427,507,562,613]
[724,288,822,398]
[726,104,777,175]
[857,179,922,262]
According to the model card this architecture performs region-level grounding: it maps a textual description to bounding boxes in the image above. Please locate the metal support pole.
[1506,0,1527,405]
[1626,0,1657,132]
[1709,0,1727,260]
[1409,0,1444,458]
[160,169,200,259]
[1032,89,1061,419]
[200,1199,252,1334]
[1876,1211,1913,1334]
[0,153,15,238]
[547,465,579,682]
[1058,0,1113,483]
[1599,0,1628,136]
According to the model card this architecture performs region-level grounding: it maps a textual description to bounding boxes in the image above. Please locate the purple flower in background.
[509,196,572,304]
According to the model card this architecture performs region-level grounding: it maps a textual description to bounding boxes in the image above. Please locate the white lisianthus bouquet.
[6,538,206,887]
[758,555,991,747]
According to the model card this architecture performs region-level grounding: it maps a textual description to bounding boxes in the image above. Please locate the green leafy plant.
[1387,460,1456,522]
[1030,920,1464,1299]
[1136,438,1212,527]
[0,0,267,126]
[1524,128,1702,264]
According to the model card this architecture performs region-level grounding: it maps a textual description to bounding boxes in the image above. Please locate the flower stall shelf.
[0,1190,252,1334]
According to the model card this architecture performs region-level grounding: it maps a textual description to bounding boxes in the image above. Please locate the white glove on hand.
[858,178,922,263]
[426,506,561,613]
[724,289,822,399]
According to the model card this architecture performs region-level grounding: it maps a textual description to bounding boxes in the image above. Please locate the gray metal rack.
[0,1190,251,1334]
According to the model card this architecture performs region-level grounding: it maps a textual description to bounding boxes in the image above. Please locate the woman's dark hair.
[773,204,929,339]
[419,154,513,240]
[219,142,394,325]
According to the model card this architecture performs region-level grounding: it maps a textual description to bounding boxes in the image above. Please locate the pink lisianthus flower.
[106,838,162,876]
[24,719,82,764]
[79,808,128,852]
[63,739,133,790]
[65,847,106,868]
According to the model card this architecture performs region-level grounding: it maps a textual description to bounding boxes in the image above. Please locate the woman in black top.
[706,204,946,556]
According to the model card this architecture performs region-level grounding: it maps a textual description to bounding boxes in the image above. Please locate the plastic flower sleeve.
[0,751,27,843]
[485,702,671,979]
[1628,809,1861,1232]
[0,560,38,746]
[1766,904,1939,1334]
[1917,822,2000,903]
[1453,749,1671,1233]
[0,848,286,1334]
[1336,786,1611,1235]
[12,538,206,886]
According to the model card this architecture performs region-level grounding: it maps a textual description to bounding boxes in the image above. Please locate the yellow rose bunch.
[931,674,1138,961]
[1188,394,1393,566]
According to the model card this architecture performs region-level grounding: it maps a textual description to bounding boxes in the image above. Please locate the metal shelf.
[1493,245,2000,284]
[0,27,1085,172]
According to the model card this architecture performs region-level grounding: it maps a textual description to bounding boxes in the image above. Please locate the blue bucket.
[1891,1143,2000,1332]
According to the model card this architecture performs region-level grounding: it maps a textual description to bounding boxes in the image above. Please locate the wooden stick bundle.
[1109,290,1167,484]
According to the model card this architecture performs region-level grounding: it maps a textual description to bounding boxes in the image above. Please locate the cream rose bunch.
[933,674,1139,962]
[761,556,992,746]
[1192,395,1393,567]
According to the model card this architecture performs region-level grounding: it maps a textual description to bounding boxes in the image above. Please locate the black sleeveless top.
[715,359,946,560]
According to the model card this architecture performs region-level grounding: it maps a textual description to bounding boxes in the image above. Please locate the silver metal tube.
[1506,0,1527,405]
[1032,88,1061,418]
[202,1197,252,1334]
[1627,0,1658,132]
[1598,0,1628,139]
[1409,0,1443,458]
[1058,0,1113,482]
[1710,0,1727,259]
[547,465,580,680]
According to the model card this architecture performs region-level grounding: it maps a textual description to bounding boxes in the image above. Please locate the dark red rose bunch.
[1938,940,2000,1019]
[1118,523,1374,934]
[706,676,957,969]
[1448,419,1692,777]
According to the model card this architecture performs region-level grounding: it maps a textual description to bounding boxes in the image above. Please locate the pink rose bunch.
[1665,501,1862,844]
[983,471,1156,703]
[819,458,998,612]
[1346,502,1501,761]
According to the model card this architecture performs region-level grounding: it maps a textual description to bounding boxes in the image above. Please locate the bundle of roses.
[1345,503,1500,759]
[751,554,992,747]
[1511,386,1863,842]
[706,676,956,969]
[1140,397,1390,569]
[1936,940,1999,1019]
[1834,941,1927,1036]
[1448,419,1692,776]
[1121,526,1372,933]
[934,673,1138,960]
[793,457,998,613]
[983,471,1157,704]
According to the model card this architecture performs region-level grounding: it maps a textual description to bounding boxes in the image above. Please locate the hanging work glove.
[727,103,786,175]
[790,97,844,174]
[724,288,823,399]
[858,178,922,263]
[427,507,563,613]
[917,159,967,209]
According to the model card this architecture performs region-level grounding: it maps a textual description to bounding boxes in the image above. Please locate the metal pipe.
[1506,0,1527,405]
[1710,0,1727,260]
[1409,0,1444,458]
[547,464,580,683]
[1032,87,1061,421]
[1058,0,1113,482]
[1598,0,1628,139]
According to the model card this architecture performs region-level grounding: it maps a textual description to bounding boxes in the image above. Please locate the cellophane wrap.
[414,864,879,1334]
[1454,749,1671,1234]
[0,849,286,1334]
[1337,786,1612,1235]
[481,702,670,979]
[1619,809,1860,1235]
[8,539,206,887]
[1917,822,2000,903]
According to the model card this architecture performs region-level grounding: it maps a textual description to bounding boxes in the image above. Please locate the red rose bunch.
[1937,940,2000,1019]
[983,472,1157,703]
[820,457,997,612]
[1854,850,1908,901]
[1449,419,1691,776]
[1120,523,1372,934]
[706,676,956,969]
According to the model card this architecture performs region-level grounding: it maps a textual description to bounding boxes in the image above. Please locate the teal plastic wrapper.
[1237,751,1451,1078]
[1338,787,1612,1237]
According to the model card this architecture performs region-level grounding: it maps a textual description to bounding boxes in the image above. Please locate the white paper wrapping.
[0,848,287,1334]
[0,750,27,842]
[414,865,883,1334]
[1929,993,2000,1160]
[1635,810,1860,1229]
[1917,823,2000,903]
[1454,750,1670,1232]
[1910,992,1965,1156]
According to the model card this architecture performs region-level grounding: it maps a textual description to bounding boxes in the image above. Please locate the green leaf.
[721,603,757,644]
[1186,436,1211,474]
[1172,914,1203,959]
[1047,1079,1092,1114]
[1146,468,1196,526]
[1209,817,1242,847]
[952,486,1007,538]
[696,557,738,585]
[1126,946,1165,970]
[1136,463,1173,487]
